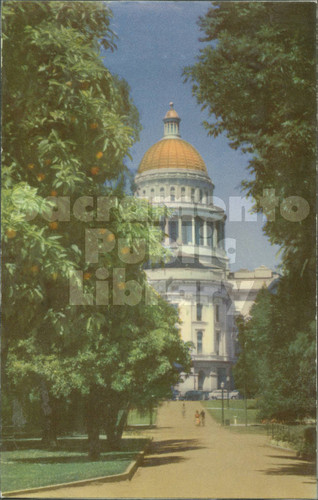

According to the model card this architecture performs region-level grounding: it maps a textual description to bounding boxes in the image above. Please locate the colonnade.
[163,216,225,249]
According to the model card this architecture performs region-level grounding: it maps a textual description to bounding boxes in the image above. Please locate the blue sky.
[104,1,281,271]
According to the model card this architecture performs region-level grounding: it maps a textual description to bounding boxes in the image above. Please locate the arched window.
[191,188,195,202]
[181,187,186,201]
[197,331,203,354]
[199,189,203,202]
[142,190,146,197]
[170,186,175,202]
[150,188,155,200]
[160,187,165,200]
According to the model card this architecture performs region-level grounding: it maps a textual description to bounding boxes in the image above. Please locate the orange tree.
[2,2,191,456]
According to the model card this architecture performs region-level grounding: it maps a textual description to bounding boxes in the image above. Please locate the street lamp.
[221,381,225,425]
[226,375,230,409]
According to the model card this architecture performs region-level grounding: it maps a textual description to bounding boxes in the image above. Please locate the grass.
[127,408,157,426]
[202,399,263,429]
[1,436,147,493]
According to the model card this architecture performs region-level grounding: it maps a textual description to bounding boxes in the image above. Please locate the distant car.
[184,390,203,401]
[229,390,241,399]
[209,389,229,400]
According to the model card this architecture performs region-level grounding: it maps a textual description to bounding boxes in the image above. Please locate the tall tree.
[185,2,316,419]
[2,1,191,456]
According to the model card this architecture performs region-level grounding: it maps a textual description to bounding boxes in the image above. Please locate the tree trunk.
[40,381,58,448]
[86,386,101,460]
[104,400,130,450]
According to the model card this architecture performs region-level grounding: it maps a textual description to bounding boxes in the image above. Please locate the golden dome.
[138,138,207,173]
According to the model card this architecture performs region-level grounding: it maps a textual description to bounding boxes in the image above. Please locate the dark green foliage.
[186,3,316,421]
[2,1,191,456]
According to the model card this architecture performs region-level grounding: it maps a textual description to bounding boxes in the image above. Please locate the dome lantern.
[163,102,181,138]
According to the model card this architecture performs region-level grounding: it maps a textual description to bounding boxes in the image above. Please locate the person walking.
[200,409,205,426]
[182,402,186,418]
[195,410,201,426]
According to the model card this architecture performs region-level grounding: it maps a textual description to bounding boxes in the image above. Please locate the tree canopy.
[2,1,191,455]
[185,2,316,420]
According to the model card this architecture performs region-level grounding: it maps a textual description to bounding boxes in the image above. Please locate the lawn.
[127,408,157,426]
[202,399,263,427]
[1,436,148,493]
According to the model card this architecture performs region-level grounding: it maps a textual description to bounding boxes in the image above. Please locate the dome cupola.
[163,102,181,138]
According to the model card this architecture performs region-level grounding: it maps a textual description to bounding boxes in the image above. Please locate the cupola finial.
[163,102,181,138]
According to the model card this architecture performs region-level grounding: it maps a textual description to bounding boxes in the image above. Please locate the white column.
[165,218,169,244]
[203,220,207,246]
[213,222,218,248]
[178,216,182,244]
[191,217,195,245]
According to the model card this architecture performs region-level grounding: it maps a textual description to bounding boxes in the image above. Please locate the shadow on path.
[259,455,316,477]
[142,455,186,468]
[150,439,204,455]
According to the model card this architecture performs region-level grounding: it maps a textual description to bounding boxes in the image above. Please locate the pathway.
[22,401,317,499]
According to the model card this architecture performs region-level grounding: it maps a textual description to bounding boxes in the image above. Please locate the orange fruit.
[83,272,92,280]
[106,233,115,242]
[90,166,100,176]
[27,163,35,170]
[50,190,58,197]
[37,173,45,181]
[30,265,39,274]
[121,247,130,255]
[96,151,103,160]
[117,282,126,290]
[49,221,58,230]
[90,122,98,129]
[6,228,17,239]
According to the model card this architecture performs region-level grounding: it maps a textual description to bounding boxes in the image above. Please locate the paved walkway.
[24,401,316,499]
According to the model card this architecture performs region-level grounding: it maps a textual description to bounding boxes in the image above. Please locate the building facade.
[134,103,236,393]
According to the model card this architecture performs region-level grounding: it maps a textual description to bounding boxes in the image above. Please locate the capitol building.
[134,103,278,393]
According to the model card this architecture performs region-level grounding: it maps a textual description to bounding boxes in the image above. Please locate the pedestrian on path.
[200,409,205,426]
[182,402,186,418]
[194,410,200,426]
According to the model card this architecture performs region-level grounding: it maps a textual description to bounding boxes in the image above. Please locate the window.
[216,331,220,355]
[168,220,178,243]
[207,221,213,248]
[150,188,155,200]
[205,191,208,204]
[195,217,204,246]
[181,187,185,201]
[191,188,195,202]
[196,303,203,321]
[170,186,175,202]
[215,304,220,322]
[142,190,146,196]
[199,189,203,202]
[197,331,203,354]
[160,187,165,200]
[182,220,192,244]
